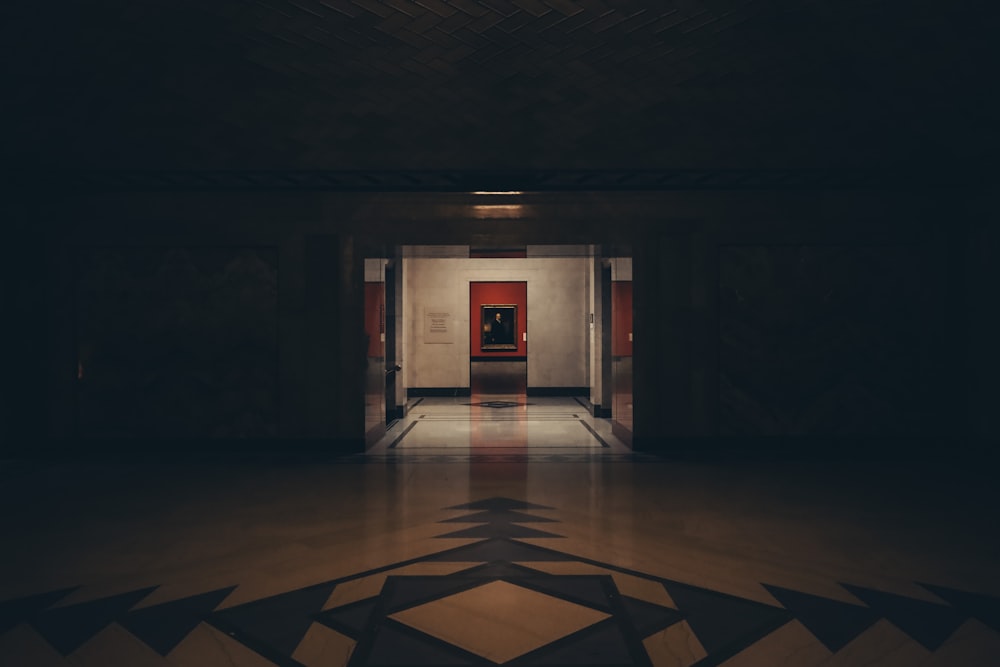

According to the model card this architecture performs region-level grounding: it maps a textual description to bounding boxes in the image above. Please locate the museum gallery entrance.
[363,245,633,453]
[470,280,528,396]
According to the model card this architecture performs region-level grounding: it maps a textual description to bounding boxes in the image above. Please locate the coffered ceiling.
[3,0,993,171]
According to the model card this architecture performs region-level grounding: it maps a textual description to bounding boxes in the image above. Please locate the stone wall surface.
[404,257,590,390]
[719,245,924,437]
[76,247,278,438]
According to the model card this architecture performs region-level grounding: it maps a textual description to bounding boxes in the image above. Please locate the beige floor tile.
[0,624,69,667]
[44,583,158,611]
[913,619,1000,667]
[322,562,477,609]
[390,580,610,663]
[291,623,356,667]
[643,620,707,667]
[322,574,387,610]
[816,619,930,667]
[517,536,780,606]
[719,620,830,667]
[67,623,170,667]
[520,561,677,608]
[215,539,477,610]
[131,580,237,610]
[166,623,276,667]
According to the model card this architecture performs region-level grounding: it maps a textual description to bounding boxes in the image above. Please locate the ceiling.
[3,0,994,171]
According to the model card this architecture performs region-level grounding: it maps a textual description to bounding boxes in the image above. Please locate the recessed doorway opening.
[363,244,633,455]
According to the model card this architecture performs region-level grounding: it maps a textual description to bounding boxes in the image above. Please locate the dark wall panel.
[76,247,278,438]
[719,245,925,437]
[364,282,385,359]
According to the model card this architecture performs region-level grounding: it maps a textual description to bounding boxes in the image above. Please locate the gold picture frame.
[481,304,517,350]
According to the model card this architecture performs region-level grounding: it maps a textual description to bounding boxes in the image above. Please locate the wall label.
[424,307,453,344]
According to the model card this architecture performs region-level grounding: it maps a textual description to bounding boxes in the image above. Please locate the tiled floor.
[2,400,999,666]
[368,396,631,459]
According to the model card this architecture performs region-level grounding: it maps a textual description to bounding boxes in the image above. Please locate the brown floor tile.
[643,620,707,667]
[390,579,610,663]
[291,623,355,667]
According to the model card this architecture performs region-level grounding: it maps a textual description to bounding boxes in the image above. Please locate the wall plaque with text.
[424,308,453,343]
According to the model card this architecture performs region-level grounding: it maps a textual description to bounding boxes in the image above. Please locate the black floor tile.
[315,597,379,638]
[208,581,336,657]
[762,583,879,652]
[919,583,1000,634]
[619,595,685,637]
[840,583,966,651]
[446,498,555,511]
[436,523,565,539]
[31,586,157,656]
[661,581,791,659]
[0,587,77,636]
[517,575,615,612]
[427,538,574,562]
[362,621,486,666]
[439,510,558,524]
[512,620,637,666]
[120,586,236,655]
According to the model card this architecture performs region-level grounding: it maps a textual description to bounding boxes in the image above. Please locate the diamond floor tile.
[389,580,610,664]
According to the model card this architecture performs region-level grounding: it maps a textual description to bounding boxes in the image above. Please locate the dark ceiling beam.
[7,168,992,192]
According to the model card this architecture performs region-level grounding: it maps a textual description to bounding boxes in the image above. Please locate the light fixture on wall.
[468,190,526,217]
[470,191,522,195]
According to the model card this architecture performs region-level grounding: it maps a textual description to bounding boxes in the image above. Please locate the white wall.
[403,257,590,388]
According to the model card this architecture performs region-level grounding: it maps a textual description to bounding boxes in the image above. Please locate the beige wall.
[403,256,590,389]
[612,256,632,281]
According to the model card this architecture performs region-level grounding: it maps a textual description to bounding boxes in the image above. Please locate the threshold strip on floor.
[387,421,418,449]
[415,410,583,415]
[415,417,583,422]
[353,452,663,463]
[381,418,614,450]
[389,447,602,452]
[579,420,611,447]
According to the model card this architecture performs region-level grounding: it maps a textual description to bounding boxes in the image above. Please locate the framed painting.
[481,304,518,350]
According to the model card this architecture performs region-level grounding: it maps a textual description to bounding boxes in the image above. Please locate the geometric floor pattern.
[373,396,625,454]
[386,579,613,663]
[463,402,536,409]
[4,497,999,665]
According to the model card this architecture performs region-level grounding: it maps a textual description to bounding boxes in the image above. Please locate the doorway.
[363,257,387,445]
[366,244,633,454]
[470,281,528,397]
[610,256,634,442]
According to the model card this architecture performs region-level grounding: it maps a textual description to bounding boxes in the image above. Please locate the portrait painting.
[481,305,517,350]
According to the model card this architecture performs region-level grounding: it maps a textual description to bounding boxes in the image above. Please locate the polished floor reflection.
[368,397,630,458]
[1,429,998,665]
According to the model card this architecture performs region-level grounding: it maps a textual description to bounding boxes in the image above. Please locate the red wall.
[364,282,385,357]
[470,282,528,358]
[612,281,633,357]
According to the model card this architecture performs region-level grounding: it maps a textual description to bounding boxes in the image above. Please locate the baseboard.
[526,386,589,397]
[571,396,612,418]
[611,420,633,447]
[407,387,472,397]
[365,422,386,447]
